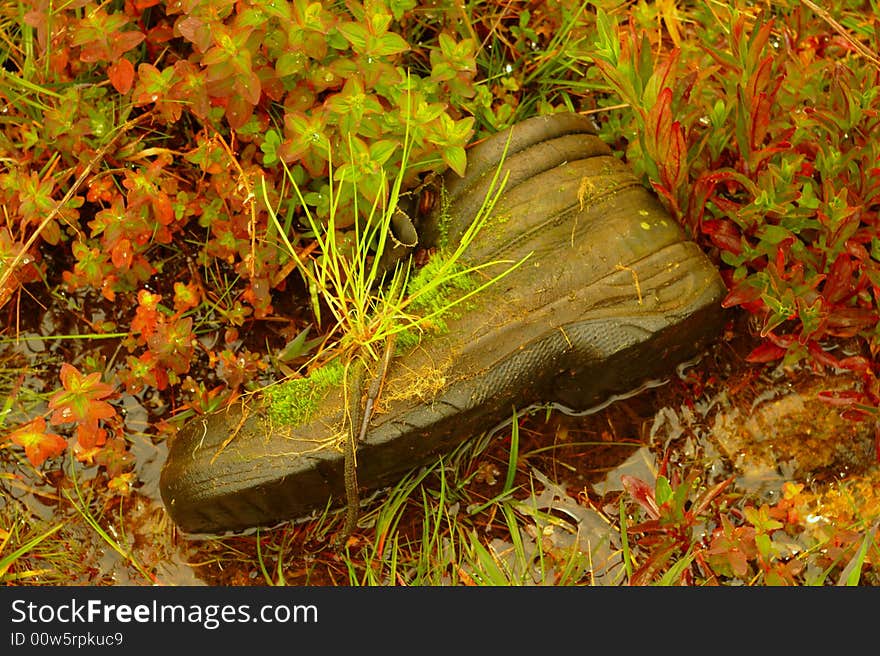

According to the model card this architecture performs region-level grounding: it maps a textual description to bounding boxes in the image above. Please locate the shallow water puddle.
[482,363,879,585]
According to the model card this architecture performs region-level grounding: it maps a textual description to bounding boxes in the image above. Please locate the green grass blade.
[619,495,633,582]
[655,550,695,586]
[503,409,519,494]
[837,521,878,587]
[0,522,64,580]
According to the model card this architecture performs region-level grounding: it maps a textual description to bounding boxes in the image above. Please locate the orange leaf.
[131,291,163,341]
[76,423,108,450]
[48,363,116,426]
[108,472,136,496]
[111,238,134,270]
[111,31,146,57]
[108,58,135,95]
[151,191,174,226]
[7,418,68,467]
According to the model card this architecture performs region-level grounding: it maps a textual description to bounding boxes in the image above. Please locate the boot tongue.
[420,114,611,253]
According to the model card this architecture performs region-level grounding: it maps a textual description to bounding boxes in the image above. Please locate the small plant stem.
[65,464,155,583]
[339,334,398,544]
[340,357,365,545]
[212,129,258,278]
[359,333,397,444]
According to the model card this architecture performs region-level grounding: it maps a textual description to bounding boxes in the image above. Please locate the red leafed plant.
[47,364,117,450]
[590,7,880,417]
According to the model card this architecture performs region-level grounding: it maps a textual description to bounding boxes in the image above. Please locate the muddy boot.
[160,113,727,534]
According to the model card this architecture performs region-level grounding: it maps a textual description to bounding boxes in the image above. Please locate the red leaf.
[621,474,661,519]
[745,341,787,363]
[651,49,681,100]
[661,120,687,193]
[7,418,68,467]
[749,91,771,149]
[822,254,856,304]
[746,55,774,105]
[629,543,677,586]
[146,316,195,374]
[825,308,878,338]
[816,390,865,406]
[649,180,675,206]
[807,341,840,368]
[766,332,795,347]
[837,356,871,373]
[702,219,743,255]
[723,279,762,308]
[692,476,736,516]
[96,439,136,479]
[645,87,674,165]
[108,58,135,95]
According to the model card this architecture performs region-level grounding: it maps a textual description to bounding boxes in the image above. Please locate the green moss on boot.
[265,359,345,426]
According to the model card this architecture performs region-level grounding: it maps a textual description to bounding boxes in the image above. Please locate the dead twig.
[799,0,880,70]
